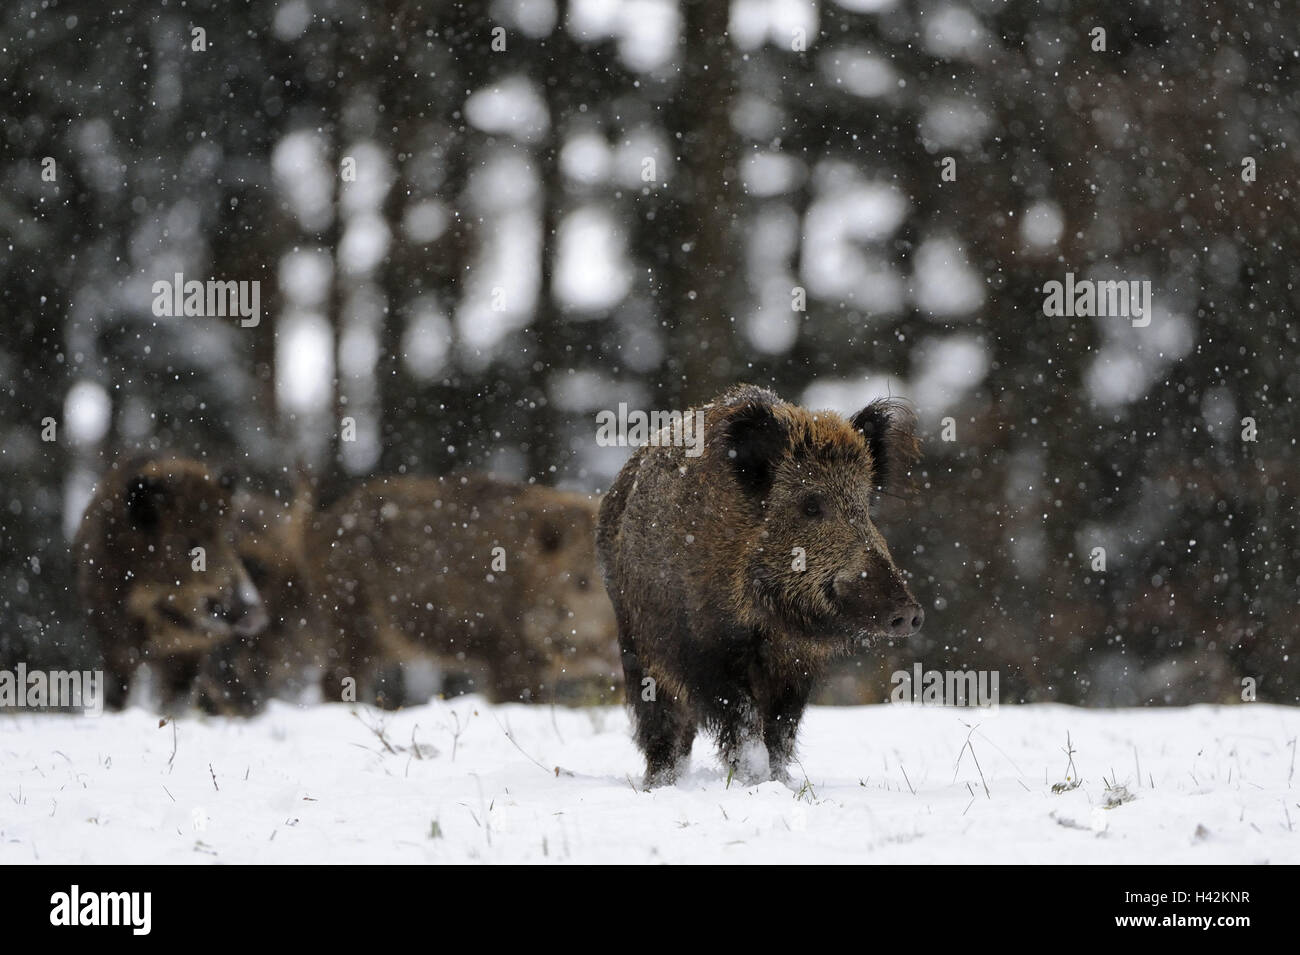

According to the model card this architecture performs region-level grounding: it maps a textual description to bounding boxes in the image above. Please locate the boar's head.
[721,389,924,648]
[112,459,270,655]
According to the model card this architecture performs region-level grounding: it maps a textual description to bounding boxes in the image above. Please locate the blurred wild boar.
[306,474,619,706]
[597,385,924,786]
[74,455,269,711]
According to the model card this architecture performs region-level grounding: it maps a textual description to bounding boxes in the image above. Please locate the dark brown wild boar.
[74,455,269,711]
[596,384,923,787]
[306,474,619,706]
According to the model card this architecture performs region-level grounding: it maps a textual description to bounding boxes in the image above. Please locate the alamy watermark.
[0,664,104,716]
[50,885,151,935]
[152,272,260,327]
[595,403,706,457]
[891,663,999,709]
[1042,272,1151,327]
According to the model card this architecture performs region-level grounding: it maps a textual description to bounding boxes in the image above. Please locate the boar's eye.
[800,495,824,519]
[575,576,591,592]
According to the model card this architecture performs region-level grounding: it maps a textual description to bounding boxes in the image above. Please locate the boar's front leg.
[198,634,275,716]
[760,674,814,785]
[702,689,770,786]
[155,655,203,713]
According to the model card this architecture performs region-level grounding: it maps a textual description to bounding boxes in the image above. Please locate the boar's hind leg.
[624,653,695,787]
[637,694,695,788]
[373,661,407,710]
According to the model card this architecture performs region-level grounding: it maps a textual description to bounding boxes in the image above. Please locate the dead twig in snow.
[352,710,397,755]
[954,721,990,798]
[492,713,552,775]
[159,717,178,772]
[900,761,916,796]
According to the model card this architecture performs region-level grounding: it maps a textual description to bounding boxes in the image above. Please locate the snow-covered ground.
[2,701,1296,864]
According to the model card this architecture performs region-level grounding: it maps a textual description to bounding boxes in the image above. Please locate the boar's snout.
[887,600,925,638]
[831,564,923,639]
[209,575,270,638]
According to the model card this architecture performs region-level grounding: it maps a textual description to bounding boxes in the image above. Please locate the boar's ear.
[125,475,168,531]
[850,398,920,492]
[724,401,788,497]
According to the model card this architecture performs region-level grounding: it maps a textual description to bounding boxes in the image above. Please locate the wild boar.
[596,384,923,786]
[74,455,269,711]
[305,474,619,706]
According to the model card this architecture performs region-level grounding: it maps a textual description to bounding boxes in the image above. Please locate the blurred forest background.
[2,0,1297,706]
